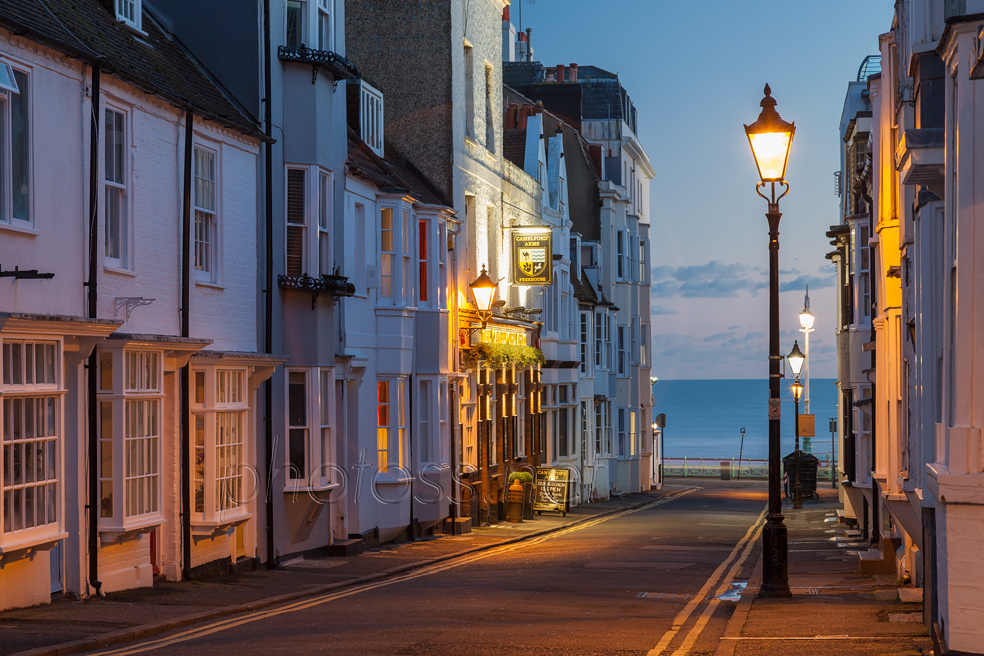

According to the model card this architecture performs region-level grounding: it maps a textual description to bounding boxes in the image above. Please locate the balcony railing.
[278,45,359,85]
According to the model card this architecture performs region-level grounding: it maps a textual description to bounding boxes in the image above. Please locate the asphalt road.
[80,484,768,656]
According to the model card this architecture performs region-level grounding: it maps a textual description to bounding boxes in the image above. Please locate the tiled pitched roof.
[346,127,451,208]
[0,0,265,140]
[571,269,598,305]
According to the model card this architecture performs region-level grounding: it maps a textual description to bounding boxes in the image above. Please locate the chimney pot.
[556,63,565,82]
[569,63,578,82]
[545,67,556,83]
[503,6,509,21]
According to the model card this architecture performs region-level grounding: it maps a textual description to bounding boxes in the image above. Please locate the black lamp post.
[788,340,805,510]
[791,377,804,509]
[745,84,795,599]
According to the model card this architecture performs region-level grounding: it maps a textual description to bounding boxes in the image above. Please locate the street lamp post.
[788,341,805,510]
[745,84,795,599]
[791,378,804,509]
[799,289,814,452]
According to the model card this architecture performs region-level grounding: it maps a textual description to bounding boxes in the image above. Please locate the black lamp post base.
[759,518,791,598]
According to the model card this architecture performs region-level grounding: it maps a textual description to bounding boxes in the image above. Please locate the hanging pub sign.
[512,229,552,285]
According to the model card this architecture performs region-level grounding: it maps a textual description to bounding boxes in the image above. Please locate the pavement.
[0,479,933,656]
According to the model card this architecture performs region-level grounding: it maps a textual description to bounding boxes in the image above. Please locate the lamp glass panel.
[787,352,805,376]
[472,285,496,312]
[748,131,791,181]
[799,311,814,330]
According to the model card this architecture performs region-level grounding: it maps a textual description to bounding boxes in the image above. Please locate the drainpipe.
[86,61,103,598]
[180,108,195,579]
[263,0,277,569]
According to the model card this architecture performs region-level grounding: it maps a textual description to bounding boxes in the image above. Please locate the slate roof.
[346,127,451,208]
[571,269,598,305]
[503,61,544,86]
[0,0,265,140]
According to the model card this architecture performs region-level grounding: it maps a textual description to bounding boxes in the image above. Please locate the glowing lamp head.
[791,380,804,402]
[787,340,805,378]
[744,84,795,183]
[799,308,815,331]
[469,264,497,313]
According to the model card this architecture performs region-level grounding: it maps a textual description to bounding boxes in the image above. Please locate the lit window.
[377,378,407,474]
[379,207,394,301]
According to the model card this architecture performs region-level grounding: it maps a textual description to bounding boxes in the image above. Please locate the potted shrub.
[507,471,534,520]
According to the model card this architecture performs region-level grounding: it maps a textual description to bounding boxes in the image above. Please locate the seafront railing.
[663,455,838,481]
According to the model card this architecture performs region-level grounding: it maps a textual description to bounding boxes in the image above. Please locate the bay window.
[97,347,163,533]
[1,339,62,549]
[191,366,253,523]
[377,378,407,475]
[285,0,334,52]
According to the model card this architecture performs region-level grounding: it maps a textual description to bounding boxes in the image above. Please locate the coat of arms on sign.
[519,247,546,276]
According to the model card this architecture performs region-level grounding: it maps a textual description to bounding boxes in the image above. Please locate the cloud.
[779,272,836,292]
[650,261,767,298]
[650,305,680,316]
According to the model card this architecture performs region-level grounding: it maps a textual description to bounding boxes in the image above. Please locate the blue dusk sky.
[515,0,891,379]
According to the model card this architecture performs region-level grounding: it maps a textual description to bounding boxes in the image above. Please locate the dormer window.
[116,0,142,31]
[360,81,384,157]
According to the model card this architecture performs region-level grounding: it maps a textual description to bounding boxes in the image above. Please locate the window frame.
[616,229,626,281]
[285,367,336,491]
[115,0,142,32]
[95,346,165,534]
[376,377,408,476]
[103,105,130,270]
[193,143,220,284]
[1,337,64,551]
[0,65,31,228]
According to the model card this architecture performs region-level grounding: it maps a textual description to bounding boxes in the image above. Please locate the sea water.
[651,379,839,461]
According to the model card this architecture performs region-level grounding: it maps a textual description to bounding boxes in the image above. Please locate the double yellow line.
[91,487,699,656]
[647,507,766,656]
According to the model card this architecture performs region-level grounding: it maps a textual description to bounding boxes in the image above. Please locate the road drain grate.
[637,592,693,601]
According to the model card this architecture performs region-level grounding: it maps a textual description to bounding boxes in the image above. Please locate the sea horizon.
[650,378,839,462]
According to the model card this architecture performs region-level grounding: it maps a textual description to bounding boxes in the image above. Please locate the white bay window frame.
[96,346,164,535]
[376,377,408,477]
[1,338,64,552]
[191,365,254,526]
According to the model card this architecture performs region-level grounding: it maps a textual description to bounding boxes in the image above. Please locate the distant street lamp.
[788,340,805,510]
[745,83,795,599]
[798,287,814,415]
[791,379,804,509]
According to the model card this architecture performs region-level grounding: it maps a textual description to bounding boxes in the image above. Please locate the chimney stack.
[569,63,578,82]
[556,63,565,83]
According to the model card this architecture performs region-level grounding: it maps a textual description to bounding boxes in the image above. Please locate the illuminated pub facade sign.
[512,229,552,286]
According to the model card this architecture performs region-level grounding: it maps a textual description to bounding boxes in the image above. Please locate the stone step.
[328,538,365,557]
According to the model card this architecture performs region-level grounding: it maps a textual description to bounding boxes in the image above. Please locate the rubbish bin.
[782,450,819,499]
[720,461,731,481]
